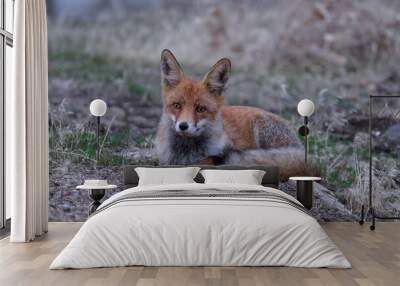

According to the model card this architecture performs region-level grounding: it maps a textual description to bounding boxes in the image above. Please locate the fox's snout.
[172,116,208,137]
[178,122,189,131]
[174,119,196,135]
[170,106,199,135]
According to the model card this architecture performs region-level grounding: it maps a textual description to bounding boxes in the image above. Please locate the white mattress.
[50,183,351,269]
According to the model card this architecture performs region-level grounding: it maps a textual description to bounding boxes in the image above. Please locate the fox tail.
[224,147,319,180]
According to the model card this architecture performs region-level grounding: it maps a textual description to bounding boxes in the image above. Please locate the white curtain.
[7,0,49,242]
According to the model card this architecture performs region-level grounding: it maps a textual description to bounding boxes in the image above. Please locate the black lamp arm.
[96,116,100,162]
[297,116,309,164]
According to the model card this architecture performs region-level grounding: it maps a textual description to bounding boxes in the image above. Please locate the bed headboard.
[123,165,280,189]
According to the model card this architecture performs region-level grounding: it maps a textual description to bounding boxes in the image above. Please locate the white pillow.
[200,169,266,185]
[135,167,200,186]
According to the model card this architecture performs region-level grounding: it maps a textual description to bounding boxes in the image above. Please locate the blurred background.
[47,0,400,221]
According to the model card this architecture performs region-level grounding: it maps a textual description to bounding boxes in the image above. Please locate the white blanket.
[50,183,351,269]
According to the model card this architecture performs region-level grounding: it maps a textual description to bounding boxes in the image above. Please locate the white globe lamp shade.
[297,99,315,117]
[90,99,107,117]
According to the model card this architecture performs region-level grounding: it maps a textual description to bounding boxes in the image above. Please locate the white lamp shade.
[90,99,107,117]
[297,99,315,117]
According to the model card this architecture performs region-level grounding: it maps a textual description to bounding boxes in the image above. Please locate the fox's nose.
[179,122,189,131]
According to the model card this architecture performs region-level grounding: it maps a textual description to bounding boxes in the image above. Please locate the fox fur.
[155,49,315,179]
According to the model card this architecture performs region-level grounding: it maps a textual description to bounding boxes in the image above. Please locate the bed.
[50,165,350,269]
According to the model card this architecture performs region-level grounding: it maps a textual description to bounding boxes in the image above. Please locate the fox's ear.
[161,49,183,88]
[203,58,231,95]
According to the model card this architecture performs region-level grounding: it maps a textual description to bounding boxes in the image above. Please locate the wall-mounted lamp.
[90,99,107,161]
[297,99,315,163]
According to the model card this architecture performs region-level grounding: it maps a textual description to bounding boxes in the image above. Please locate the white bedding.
[50,183,351,269]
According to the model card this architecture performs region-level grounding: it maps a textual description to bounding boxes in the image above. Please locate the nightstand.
[76,183,117,215]
[289,177,321,210]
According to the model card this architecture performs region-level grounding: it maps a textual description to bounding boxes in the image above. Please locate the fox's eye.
[173,103,181,110]
[196,106,207,113]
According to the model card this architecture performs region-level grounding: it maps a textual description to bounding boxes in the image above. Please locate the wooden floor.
[0,222,399,286]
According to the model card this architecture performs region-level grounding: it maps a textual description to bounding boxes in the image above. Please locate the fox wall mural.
[47,0,400,222]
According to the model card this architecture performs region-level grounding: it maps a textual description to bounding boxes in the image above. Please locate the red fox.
[155,49,311,178]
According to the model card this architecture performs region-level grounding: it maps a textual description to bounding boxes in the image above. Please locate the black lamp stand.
[359,94,400,230]
[89,116,103,215]
[298,116,309,163]
[96,116,100,162]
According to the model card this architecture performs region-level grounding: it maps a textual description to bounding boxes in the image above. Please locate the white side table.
[289,177,321,209]
[76,184,117,215]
